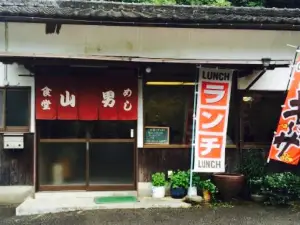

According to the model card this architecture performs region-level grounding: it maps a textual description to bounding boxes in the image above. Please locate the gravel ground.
[1,204,300,225]
[0,205,18,221]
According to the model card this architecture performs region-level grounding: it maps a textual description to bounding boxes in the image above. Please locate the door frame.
[86,138,136,191]
[37,137,137,191]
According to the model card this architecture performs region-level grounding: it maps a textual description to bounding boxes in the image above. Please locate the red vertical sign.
[78,75,99,120]
[118,76,138,120]
[35,76,59,120]
[98,74,119,120]
[268,52,300,165]
[57,76,78,120]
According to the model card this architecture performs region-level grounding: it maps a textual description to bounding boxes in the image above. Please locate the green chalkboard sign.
[144,126,170,145]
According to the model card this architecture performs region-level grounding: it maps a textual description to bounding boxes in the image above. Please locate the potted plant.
[151,172,167,198]
[169,170,189,199]
[249,176,266,202]
[213,172,245,201]
[200,179,217,202]
[212,148,258,201]
[240,149,266,199]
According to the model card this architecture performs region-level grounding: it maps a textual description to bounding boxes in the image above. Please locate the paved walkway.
[2,204,300,225]
[16,196,190,216]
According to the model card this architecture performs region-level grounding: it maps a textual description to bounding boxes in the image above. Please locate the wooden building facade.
[0,1,298,194]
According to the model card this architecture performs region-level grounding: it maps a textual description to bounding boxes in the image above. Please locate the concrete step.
[0,186,33,205]
[16,196,190,216]
[35,191,138,200]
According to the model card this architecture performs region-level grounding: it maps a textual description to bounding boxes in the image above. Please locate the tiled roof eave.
[0,1,300,26]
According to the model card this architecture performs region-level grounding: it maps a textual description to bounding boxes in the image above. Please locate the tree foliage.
[230,0,264,7]
[116,0,300,7]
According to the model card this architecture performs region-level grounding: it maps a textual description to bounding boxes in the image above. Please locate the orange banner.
[194,68,233,172]
[268,52,300,165]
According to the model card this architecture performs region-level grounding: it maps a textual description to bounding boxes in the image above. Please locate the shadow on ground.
[0,205,17,220]
[1,202,300,225]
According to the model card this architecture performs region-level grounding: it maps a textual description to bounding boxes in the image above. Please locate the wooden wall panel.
[138,148,247,182]
[138,148,190,182]
[0,134,33,185]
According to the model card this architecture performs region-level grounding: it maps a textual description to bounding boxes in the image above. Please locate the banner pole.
[188,66,199,196]
[285,47,299,92]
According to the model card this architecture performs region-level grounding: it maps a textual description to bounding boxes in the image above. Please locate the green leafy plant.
[261,172,300,205]
[186,170,201,187]
[200,179,218,194]
[170,170,189,189]
[249,176,264,194]
[211,0,232,6]
[230,0,264,6]
[152,172,167,187]
[240,149,266,180]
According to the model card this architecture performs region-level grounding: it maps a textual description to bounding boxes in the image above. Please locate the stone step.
[35,191,138,200]
[0,186,33,205]
[16,196,190,216]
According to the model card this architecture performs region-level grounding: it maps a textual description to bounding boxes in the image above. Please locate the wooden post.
[235,71,243,172]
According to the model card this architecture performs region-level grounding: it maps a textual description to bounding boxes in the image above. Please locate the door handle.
[130,129,134,138]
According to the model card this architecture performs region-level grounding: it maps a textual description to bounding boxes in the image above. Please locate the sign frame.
[144,126,170,145]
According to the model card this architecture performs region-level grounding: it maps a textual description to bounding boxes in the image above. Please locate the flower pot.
[203,190,211,202]
[213,173,245,201]
[251,194,266,203]
[152,186,166,198]
[170,187,187,199]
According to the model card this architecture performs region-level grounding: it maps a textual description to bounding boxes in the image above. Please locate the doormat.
[94,196,138,204]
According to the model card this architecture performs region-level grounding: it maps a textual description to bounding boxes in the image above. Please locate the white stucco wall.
[0,23,4,53]
[0,63,35,132]
[0,22,298,62]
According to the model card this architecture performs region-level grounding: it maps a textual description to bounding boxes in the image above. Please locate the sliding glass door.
[37,120,136,191]
[88,141,135,190]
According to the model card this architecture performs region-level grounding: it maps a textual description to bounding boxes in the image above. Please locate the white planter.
[152,186,166,198]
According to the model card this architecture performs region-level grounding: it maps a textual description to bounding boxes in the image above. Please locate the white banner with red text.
[194,68,233,173]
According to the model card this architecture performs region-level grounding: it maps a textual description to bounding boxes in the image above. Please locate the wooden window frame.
[0,87,31,132]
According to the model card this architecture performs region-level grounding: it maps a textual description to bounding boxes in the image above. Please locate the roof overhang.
[1,1,300,30]
[0,52,292,67]
[2,16,300,31]
[239,67,292,91]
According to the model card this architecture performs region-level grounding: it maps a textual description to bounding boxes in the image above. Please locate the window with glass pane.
[144,85,191,144]
[39,142,86,185]
[89,142,134,185]
[144,85,236,145]
[6,89,30,127]
[38,120,87,139]
[241,91,284,143]
[90,121,136,139]
[0,90,4,128]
